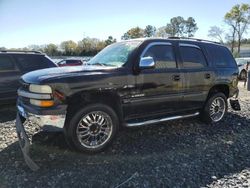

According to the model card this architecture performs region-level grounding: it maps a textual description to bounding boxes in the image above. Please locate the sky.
[0,0,249,48]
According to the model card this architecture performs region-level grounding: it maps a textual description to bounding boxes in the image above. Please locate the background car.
[235,58,250,80]
[0,50,57,105]
[57,59,85,67]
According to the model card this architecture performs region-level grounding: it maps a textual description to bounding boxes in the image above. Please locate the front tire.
[201,92,228,124]
[64,104,119,153]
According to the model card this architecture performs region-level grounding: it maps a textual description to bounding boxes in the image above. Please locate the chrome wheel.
[209,97,226,122]
[76,111,113,149]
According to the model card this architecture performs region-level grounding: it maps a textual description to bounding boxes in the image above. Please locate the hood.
[21,65,116,84]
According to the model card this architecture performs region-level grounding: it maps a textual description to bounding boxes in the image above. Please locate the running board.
[125,112,200,127]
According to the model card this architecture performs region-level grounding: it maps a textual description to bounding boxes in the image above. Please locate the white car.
[235,58,250,80]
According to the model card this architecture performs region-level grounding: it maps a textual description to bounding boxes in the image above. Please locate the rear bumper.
[229,87,239,98]
[229,87,241,111]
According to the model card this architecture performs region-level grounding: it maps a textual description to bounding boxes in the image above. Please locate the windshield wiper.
[91,62,106,66]
[87,62,116,67]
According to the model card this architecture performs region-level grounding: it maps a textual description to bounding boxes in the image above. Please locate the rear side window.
[143,45,177,69]
[15,55,56,72]
[180,46,207,68]
[66,60,81,65]
[206,45,236,67]
[0,55,17,72]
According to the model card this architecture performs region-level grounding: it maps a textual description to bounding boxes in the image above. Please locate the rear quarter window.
[67,60,82,65]
[14,54,56,72]
[0,55,17,72]
[206,45,237,68]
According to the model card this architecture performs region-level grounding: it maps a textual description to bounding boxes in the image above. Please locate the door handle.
[205,73,211,79]
[172,75,180,81]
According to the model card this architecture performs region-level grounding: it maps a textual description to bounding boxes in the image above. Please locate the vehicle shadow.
[0,111,250,187]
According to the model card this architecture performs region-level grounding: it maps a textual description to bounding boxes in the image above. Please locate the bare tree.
[208,26,224,43]
[225,3,250,53]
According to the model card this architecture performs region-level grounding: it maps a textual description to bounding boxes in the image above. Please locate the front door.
[129,42,183,119]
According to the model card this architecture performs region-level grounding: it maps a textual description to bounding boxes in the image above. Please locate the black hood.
[21,65,116,84]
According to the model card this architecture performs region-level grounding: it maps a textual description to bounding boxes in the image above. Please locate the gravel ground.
[0,82,249,188]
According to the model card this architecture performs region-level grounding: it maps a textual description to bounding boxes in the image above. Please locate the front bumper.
[18,105,66,131]
[16,103,67,170]
[16,113,39,171]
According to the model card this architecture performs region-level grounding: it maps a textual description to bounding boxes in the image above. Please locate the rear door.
[178,43,214,110]
[0,55,22,102]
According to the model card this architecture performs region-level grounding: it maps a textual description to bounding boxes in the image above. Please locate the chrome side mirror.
[139,57,155,70]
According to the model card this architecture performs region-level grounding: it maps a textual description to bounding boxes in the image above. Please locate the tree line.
[0,36,116,57]
[0,3,249,57]
[121,16,198,39]
[208,3,250,56]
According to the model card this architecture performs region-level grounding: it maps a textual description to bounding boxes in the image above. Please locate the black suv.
[16,38,240,169]
[0,50,57,105]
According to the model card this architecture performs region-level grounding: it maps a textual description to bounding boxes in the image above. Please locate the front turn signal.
[30,99,54,107]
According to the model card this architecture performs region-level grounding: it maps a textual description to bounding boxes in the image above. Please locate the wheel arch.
[207,84,230,100]
[66,90,123,124]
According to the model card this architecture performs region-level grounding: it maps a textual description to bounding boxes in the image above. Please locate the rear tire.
[201,92,228,124]
[64,104,119,153]
[239,70,247,80]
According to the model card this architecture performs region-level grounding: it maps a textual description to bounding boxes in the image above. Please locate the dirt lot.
[0,82,249,188]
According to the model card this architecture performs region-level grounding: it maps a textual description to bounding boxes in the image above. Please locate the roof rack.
[168,37,221,44]
[0,50,43,54]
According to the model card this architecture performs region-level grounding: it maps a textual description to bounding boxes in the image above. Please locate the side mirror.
[139,57,155,70]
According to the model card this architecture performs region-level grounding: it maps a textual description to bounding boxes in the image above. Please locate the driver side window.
[143,45,177,69]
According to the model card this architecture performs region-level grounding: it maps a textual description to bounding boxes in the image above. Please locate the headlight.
[29,84,52,94]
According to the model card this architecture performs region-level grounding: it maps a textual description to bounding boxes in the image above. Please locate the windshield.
[87,41,142,67]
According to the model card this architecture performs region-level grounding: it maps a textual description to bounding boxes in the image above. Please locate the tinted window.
[67,60,82,65]
[15,55,56,72]
[143,45,176,69]
[0,55,16,71]
[206,45,236,67]
[180,46,207,68]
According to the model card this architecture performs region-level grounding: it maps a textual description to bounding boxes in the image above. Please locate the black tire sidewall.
[64,104,119,153]
[201,92,228,124]
[240,70,247,80]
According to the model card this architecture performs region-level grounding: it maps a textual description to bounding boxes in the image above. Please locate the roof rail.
[168,37,221,44]
[0,50,43,54]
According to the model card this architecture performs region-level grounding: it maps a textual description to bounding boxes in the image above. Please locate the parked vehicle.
[0,50,57,105]
[235,58,250,80]
[57,59,84,67]
[16,38,241,170]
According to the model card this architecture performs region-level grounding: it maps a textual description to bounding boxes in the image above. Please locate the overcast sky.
[0,0,249,48]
